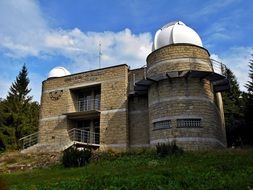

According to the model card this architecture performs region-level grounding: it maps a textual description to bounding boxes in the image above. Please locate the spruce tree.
[245,54,253,95]
[2,64,39,149]
[222,68,243,146]
[7,64,32,103]
[244,54,253,145]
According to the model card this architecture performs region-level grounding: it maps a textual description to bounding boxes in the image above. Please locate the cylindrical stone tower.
[145,21,228,150]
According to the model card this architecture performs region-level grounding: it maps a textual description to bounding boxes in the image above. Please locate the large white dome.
[48,67,71,78]
[153,21,203,51]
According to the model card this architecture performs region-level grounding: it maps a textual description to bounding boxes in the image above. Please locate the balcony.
[64,98,100,120]
[132,57,229,94]
[68,128,99,146]
[77,98,100,112]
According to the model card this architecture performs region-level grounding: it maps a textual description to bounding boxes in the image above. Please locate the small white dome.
[153,21,203,51]
[48,67,71,78]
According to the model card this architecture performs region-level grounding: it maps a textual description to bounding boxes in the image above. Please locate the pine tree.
[244,54,253,145]
[222,68,243,146]
[1,64,39,149]
[7,64,32,103]
[245,54,253,95]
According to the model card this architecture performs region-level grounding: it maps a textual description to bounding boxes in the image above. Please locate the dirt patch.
[0,151,62,173]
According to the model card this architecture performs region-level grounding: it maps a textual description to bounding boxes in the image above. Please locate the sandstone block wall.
[147,45,227,149]
[37,44,227,153]
[146,44,213,78]
[39,64,129,151]
[128,95,149,147]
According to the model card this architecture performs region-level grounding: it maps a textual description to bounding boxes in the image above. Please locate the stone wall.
[147,44,210,65]
[148,78,226,149]
[39,64,129,152]
[128,68,146,93]
[128,95,149,147]
[146,44,212,78]
[35,44,227,153]
[147,45,227,150]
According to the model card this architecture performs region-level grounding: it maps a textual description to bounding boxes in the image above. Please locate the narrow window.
[153,120,171,130]
[177,118,201,128]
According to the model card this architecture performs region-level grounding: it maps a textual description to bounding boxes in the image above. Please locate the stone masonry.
[38,65,129,152]
[27,43,228,153]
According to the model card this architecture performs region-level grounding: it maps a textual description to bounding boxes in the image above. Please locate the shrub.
[156,141,183,157]
[62,147,91,167]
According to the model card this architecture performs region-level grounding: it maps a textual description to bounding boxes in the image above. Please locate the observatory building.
[21,21,229,152]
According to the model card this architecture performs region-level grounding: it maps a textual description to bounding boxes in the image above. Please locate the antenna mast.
[99,43,102,69]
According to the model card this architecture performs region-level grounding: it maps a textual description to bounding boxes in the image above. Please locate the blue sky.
[0,0,252,102]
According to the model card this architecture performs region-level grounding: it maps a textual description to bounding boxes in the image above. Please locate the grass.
[1,149,253,190]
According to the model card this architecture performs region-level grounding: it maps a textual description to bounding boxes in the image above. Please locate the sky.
[0,0,252,102]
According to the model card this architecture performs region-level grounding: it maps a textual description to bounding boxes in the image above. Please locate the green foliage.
[222,54,253,146]
[1,149,253,190]
[223,68,241,114]
[0,64,39,151]
[90,150,120,162]
[62,147,92,167]
[7,64,31,103]
[245,54,253,94]
[90,148,156,163]
[222,68,246,146]
[156,141,183,157]
[244,54,253,145]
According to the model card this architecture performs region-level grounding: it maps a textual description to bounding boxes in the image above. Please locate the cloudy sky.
[0,0,252,102]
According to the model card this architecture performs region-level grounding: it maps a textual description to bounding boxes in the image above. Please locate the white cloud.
[43,28,152,71]
[0,0,152,68]
[211,46,253,92]
[0,72,44,103]
[0,0,152,101]
[0,0,48,57]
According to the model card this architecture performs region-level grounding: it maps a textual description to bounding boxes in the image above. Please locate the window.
[153,120,171,130]
[177,118,201,128]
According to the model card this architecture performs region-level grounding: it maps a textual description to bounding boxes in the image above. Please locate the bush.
[156,141,183,157]
[62,147,91,167]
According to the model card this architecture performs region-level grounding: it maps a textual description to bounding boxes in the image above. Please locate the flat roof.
[44,63,129,82]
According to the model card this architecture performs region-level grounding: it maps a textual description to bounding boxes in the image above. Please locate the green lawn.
[1,149,253,190]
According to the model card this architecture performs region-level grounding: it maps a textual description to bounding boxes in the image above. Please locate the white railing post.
[68,128,100,145]
[19,132,39,150]
[76,98,100,112]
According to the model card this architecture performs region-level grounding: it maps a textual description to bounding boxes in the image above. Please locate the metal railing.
[68,128,100,145]
[19,132,39,150]
[210,59,227,76]
[145,57,227,77]
[77,98,100,112]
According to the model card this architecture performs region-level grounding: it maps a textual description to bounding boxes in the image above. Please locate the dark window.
[177,118,201,128]
[153,120,171,130]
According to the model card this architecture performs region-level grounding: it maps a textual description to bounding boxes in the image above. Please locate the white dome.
[48,67,71,78]
[153,21,203,51]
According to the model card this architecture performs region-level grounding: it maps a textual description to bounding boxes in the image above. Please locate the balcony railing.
[68,128,99,145]
[210,59,227,76]
[145,57,227,77]
[77,98,100,112]
[19,132,38,150]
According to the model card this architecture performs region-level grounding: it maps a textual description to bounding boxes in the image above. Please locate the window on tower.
[176,118,201,128]
[153,120,171,130]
